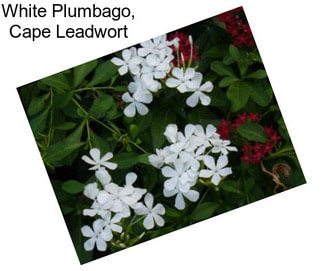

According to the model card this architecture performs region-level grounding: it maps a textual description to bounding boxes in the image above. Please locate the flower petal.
[101,228,113,242]
[102,161,118,170]
[125,172,137,185]
[135,102,149,115]
[184,190,200,202]
[118,65,128,76]
[184,68,196,80]
[152,213,165,227]
[217,155,228,169]
[175,193,185,210]
[203,155,216,170]
[200,81,213,92]
[153,203,165,215]
[81,155,96,165]
[96,237,107,251]
[89,148,101,163]
[172,67,184,79]
[166,78,180,88]
[84,237,96,251]
[199,169,214,178]
[199,92,211,106]
[111,57,124,66]
[124,103,136,117]
[143,214,154,230]
[161,166,176,178]
[164,177,178,191]
[122,49,131,61]
[144,193,154,209]
[81,226,94,237]
[186,92,199,107]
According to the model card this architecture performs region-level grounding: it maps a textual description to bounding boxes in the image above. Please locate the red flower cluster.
[240,127,281,165]
[217,7,255,47]
[168,31,199,66]
[216,111,281,165]
[217,112,259,139]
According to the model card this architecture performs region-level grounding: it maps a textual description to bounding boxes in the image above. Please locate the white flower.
[193,124,220,151]
[83,200,112,217]
[199,155,232,185]
[81,219,109,251]
[163,185,199,210]
[166,68,199,93]
[124,172,147,202]
[83,183,99,200]
[129,75,161,94]
[134,193,165,230]
[162,159,197,193]
[148,147,171,168]
[81,148,117,171]
[100,211,123,241]
[211,139,238,155]
[186,73,213,107]
[97,183,136,217]
[142,54,173,79]
[111,47,143,76]
[122,90,152,117]
[138,34,172,58]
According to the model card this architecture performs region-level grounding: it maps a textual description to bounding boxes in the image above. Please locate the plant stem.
[72,86,118,93]
[86,120,92,148]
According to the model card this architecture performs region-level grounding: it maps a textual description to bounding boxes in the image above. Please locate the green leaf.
[27,93,50,116]
[45,123,85,163]
[73,60,97,88]
[112,152,151,169]
[53,92,73,109]
[218,76,239,87]
[88,61,118,87]
[89,94,115,116]
[237,123,268,143]
[129,124,139,139]
[220,180,243,195]
[250,84,273,107]
[151,109,176,149]
[56,122,77,130]
[191,202,220,221]
[41,73,70,90]
[244,177,255,192]
[211,61,235,77]
[246,69,267,79]
[62,180,84,194]
[209,88,230,112]
[226,81,252,112]
[90,129,114,154]
[229,45,248,76]
[30,107,50,137]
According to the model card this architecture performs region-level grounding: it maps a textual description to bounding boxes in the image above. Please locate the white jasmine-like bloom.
[81,219,109,251]
[138,34,173,59]
[193,124,219,151]
[166,68,199,93]
[199,155,232,185]
[83,183,99,200]
[162,159,197,193]
[164,185,199,210]
[122,90,153,117]
[186,73,213,107]
[100,211,123,240]
[129,75,161,94]
[83,200,112,217]
[124,172,147,202]
[211,139,238,155]
[81,148,118,171]
[148,147,171,169]
[111,47,143,76]
[134,193,165,230]
[97,183,136,217]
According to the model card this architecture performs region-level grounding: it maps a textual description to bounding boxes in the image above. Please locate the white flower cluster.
[111,34,214,117]
[149,124,238,210]
[111,35,174,118]
[80,148,165,252]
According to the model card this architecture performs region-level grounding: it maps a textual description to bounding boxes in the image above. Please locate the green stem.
[72,86,118,93]
[86,120,93,148]
[196,186,211,208]
[130,142,148,154]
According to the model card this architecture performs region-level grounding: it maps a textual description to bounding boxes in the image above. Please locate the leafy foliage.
[17,9,306,264]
